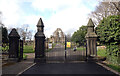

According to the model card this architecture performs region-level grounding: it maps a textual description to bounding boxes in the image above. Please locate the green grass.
[97,48,106,57]
[23,45,34,53]
[106,63,120,72]
[23,43,56,53]
[53,43,56,48]
[76,47,86,51]
[97,47,120,72]
[2,45,9,53]
[23,53,27,60]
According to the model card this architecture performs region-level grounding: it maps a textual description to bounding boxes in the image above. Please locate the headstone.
[34,18,46,63]
[85,18,97,57]
[8,28,20,62]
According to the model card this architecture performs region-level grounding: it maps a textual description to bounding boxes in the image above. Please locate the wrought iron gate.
[45,42,87,63]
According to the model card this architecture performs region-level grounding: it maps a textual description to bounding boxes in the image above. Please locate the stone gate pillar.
[85,18,97,57]
[0,27,2,51]
[34,18,46,63]
[8,28,20,62]
[19,40,23,60]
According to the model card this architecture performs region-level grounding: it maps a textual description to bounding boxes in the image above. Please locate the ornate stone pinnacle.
[87,18,95,27]
[8,28,20,38]
[85,18,97,38]
[37,18,44,32]
[37,18,44,27]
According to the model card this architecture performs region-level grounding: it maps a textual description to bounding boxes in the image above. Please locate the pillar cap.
[8,28,20,38]
[35,32,45,38]
[85,18,97,38]
[37,18,44,27]
[87,18,95,27]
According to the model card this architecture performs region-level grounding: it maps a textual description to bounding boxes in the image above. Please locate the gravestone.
[85,18,97,57]
[8,28,20,62]
[34,18,46,63]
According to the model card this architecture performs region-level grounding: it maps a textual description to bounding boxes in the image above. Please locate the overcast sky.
[0,0,100,38]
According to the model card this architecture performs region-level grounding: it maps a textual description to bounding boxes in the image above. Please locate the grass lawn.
[106,63,120,72]
[53,43,56,48]
[23,43,56,53]
[97,48,106,57]
[76,47,86,51]
[23,45,34,53]
[97,47,120,73]
[23,53,27,60]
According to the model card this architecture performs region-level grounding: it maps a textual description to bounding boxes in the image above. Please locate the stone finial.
[87,18,95,27]
[37,18,44,32]
[8,28,20,38]
[85,18,97,38]
[37,18,44,27]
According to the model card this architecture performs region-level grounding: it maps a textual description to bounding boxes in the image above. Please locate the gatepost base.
[87,56,97,62]
[34,57,46,63]
[8,58,19,62]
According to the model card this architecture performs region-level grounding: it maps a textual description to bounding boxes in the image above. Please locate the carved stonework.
[85,18,97,57]
[50,28,65,43]
[34,18,45,63]
[8,28,20,62]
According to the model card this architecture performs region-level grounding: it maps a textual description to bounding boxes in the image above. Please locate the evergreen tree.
[2,26,8,43]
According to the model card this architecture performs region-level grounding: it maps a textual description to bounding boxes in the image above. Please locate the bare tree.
[22,24,29,42]
[8,24,33,44]
[89,1,120,26]
[16,28,24,39]
[15,24,32,44]
[27,30,33,41]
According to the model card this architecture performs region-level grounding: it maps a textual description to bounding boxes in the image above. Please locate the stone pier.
[34,18,46,63]
[85,18,97,57]
[8,28,20,62]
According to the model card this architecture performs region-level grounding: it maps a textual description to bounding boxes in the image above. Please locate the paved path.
[19,43,118,75]
[20,62,118,75]
[45,43,65,62]
[2,53,35,75]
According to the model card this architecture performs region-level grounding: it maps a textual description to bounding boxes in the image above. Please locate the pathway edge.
[96,62,120,75]
[16,63,36,76]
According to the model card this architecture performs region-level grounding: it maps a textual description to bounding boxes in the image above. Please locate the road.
[19,43,118,75]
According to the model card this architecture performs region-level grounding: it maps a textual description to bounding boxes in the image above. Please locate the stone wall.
[50,28,65,43]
